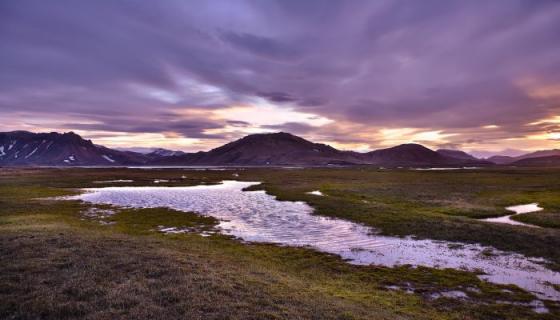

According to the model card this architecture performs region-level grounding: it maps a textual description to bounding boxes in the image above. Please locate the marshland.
[2,167,560,319]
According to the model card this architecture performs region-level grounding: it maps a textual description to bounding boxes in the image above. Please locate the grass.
[1,167,560,319]
[512,212,560,229]
[240,167,560,269]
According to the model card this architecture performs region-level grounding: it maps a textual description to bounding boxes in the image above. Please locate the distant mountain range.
[0,130,558,167]
[508,155,560,166]
[487,149,560,165]
[150,132,366,166]
[146,148,186,157]
[145,132,490,166]
[435,149,478,161]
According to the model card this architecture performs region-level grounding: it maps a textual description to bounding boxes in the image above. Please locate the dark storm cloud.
[226,120,251,127]
[256,92,297,103]
[1,0,560,149]
[221,32,303,62]
[63,118,227,139]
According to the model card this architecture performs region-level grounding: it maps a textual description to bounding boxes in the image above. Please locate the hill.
[436,149,478,161]
[366,144,488,167]
[1,131,492,167]
[488,149,560,164]
[152,132,365,166]
[0,131,148,166]
[511,155,560,167]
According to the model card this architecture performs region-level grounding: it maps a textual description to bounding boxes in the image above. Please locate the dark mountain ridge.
[0,131,148,166]
[487,149,560,165]
[436,149,478,161]
[366,144,488,166]
[510,155,560,167]
[1,130,493,167]
[151,132,367,166]
[129,132,489,167]
[487,155,515,165]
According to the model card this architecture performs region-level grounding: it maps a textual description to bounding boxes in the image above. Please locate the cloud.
[221,32,303,61]
[256,91,298,103]
[1,0,560,152]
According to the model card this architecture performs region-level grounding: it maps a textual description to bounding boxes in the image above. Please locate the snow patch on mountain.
[102,155,115,163]
[25,147,38,159]
[149,148,186,157]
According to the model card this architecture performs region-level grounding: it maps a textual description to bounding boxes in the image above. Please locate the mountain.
[487,155,515,164]
[487,149,560,164]
[436,149,478,161]
[152,132,366,166]
[511,155,560,167]
[365,144,488,167]
[518,149,560,160]
[146,148,186,158]
[1,130,493,167]
[0,131,148,166]
[154,138,489,167]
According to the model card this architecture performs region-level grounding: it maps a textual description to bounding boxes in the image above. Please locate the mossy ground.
[1,167,560,319]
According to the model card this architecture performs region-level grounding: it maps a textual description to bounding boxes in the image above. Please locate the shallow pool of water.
[307,190,324,196]
[483,203,543,228]
[64,181,560,301]
[413,167,480,171]
[93,179,134,183]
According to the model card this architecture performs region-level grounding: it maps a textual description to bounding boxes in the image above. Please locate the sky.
[1,0,560,156]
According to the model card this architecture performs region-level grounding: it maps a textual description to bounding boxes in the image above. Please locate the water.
[307,190,324,196]
[93,179,134,183]
[64,181,560,301]
[413,167,480,171]
[483,203,543,228]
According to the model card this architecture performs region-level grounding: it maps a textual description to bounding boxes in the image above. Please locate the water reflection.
[483,203,543,227]
[66,181,560,301]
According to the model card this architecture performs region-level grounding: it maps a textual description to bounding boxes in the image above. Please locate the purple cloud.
[1,0,559,152]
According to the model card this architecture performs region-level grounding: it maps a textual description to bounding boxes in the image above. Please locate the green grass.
[1,167,560,319]
[108,207,219,236]
[240,167,560,269]
[513,212,560,228]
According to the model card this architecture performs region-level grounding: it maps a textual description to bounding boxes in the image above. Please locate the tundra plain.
[2,167,560,320]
